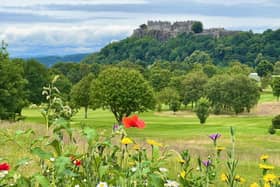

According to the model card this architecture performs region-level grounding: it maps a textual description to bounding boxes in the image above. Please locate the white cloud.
[0,0,148,7]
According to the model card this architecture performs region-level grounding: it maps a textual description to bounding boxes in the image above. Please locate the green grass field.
[1,90,280,185]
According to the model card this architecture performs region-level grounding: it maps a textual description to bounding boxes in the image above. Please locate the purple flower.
[202,160,211,167]
[209,133,221,141]
[113,124,119,131]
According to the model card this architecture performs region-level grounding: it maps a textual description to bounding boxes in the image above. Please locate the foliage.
[23,59,49,104]
[185,50,212,65]
[272,115,280,129]
[157,87,181,113]
[83,29,280,66]
[191,21,203,33]
[256,60,273,77]
[268,125,276,134]
[70,74,95,118]
[195,97,210,124]
[0,42,28,120]
[91,67,156,124]
[271,77,280,100]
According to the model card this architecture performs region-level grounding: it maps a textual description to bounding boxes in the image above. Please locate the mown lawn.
[17,106,280,185]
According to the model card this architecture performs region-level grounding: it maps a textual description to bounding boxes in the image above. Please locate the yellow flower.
[259,164,274,170]
[176,158,185,164]
[146,139,162,147]
[264,183,271,187]
[250,182,259,187]
[263,173,276,183]
[260,154,269,161]
[216,146,225,151]
[133,144,140,150]
[121,137,133,145]
[220,173,228,182]
[180,171,186,178]
[234,175,245,183]
[128,161,135,166]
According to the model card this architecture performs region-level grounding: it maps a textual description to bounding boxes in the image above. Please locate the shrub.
[268,125,276,134]
[196,97,211,124]
[272,115,280,129]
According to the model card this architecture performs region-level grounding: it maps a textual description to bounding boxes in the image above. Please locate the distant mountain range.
[24,53,90,67]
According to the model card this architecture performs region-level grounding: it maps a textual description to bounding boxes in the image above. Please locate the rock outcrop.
[133,21,240,41]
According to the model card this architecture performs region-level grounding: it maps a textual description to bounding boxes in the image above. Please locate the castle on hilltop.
[132,21,240,41]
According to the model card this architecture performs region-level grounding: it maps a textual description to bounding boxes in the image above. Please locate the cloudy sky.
[1,0,280,57]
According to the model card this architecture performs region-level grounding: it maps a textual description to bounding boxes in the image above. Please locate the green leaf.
[34,174,50,187]
[31,147,53,160]
[54,156,71,175]
[14,158,32,170]
[83,127,98,144]
[149,174,164,187]
[48,139,62,156]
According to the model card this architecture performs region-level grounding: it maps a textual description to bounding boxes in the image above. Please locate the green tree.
[91,67,155,124]
[191,21,203,33]
[23,59,49,104]
[195,97,210,124]
[0,42,27,119]
[271,76,280,101]
[273,61,280,75]
[71,74,95,118]
[186,50,212,65]
[256,60,273,77]
[181,71,208,107]
[157,87,181,113]
[149,67,171,92]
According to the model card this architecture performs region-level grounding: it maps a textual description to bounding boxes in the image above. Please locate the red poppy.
[122,115,145,128]
[0,163,10,171]
[73,159,82,167]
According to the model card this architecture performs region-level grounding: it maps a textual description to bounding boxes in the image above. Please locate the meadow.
[1,90,280,186]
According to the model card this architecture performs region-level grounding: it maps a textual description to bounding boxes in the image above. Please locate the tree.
[273,61,280,75]
[181,71,208,107]
[157,87,181,113]
[195,97,210,124]
[149,67,171,92]
[91,67,155,124]
[71,74,95,118]
[23,59,49,104]
[186,50,212,65]
[0,42,27,119]
[191,21,203,33]
[256,60,273,77]
[224,74,260,114]
[271,76,280,101]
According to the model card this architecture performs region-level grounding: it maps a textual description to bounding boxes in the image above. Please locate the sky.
[1,0,280,57]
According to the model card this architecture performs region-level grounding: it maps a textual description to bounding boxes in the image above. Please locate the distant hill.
[27,53,90,67]
[83,21,280,67]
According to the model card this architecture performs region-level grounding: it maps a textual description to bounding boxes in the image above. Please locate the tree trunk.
[84,106,88,119]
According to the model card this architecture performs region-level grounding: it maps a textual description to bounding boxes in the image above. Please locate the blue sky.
[1,0,280,57]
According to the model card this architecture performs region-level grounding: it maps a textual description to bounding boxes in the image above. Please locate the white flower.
[83,179,87,182]
[74,185,80,187]
[159,167,168,172]
[164,180,180,187]
[96,182,108,187]
[131,167,137,172]
[50,157,55,162]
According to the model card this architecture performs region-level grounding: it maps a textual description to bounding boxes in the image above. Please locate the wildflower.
[259,164,274,170]
[264,183,271,187]
[96,182,108,187]
[128,161,135,166]
[112,124,119,131]
[234,175,245,183]
[73,159,82,167]
[221,173,228,182]
[180,170,186,178]
[209,133,221,141]
[122,115,145,128]
[177,158,185,164]
[164,180,180,187]
[250,182,259,187]
[260,154,269,161]
[0,163,10,171]
[74,185,80,187]
[202,160,211,167]
[131,167,137,172]
[133,144,140,150]
[216,146,225,151]
[263,173,276,183]
[147,139,162,147]
[159,167,168,172]
[121,137,133,145]
[50,157,55,162]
